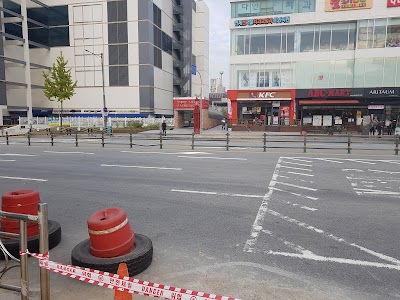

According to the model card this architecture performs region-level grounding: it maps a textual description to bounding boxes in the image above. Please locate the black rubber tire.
[71,233,153,277]
[0,220,62,260]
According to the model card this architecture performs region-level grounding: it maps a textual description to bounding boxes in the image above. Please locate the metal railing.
[1,131,399,155]
[0,204,49,300]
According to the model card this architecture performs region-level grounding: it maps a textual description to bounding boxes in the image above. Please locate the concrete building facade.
[0,0,209,125]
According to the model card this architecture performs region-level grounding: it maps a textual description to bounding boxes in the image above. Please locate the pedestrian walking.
[377,121,383,136]
[246,121,251,132]
[162,120,167,136]
[221,118,226,130]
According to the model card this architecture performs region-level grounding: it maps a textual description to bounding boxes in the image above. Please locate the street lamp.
[85,49,107,127]
[196,70,203,134]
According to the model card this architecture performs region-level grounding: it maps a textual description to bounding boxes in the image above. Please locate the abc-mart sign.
[234,16,290,27]
[388,0,400,7]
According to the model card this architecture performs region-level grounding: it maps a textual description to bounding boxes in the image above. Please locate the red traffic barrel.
[1,190,40,237]
[88,208,135,258]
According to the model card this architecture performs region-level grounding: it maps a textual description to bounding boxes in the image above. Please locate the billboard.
[325,0,373,12]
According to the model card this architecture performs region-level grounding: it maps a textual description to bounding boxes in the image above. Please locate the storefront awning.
[299,100,359,105]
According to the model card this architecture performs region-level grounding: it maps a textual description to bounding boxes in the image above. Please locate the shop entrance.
[238,101,291,126]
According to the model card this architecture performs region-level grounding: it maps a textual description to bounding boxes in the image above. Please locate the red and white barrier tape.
[20,251,241,300]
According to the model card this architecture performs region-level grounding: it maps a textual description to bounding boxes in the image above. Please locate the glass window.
[266,27,281,54]
[249,64,260,87]
[334,60,348,88]
[364,58,384,87]
[348,23,356,50]
[357,20,368,49]
[284,27,295,53]
[313,61,330,88]
[373,19,387,48]
[387,18,400,48]
[295,62,314,88]
[250,28,266,54]
[319,24,331,51]
[300,25,315,52]
[236,34,245,55]
[257,71,270,87]
[354,59,366,87]
[298,0,316,13]
[384,57,397,87]
[396,58,400,86]
[281,0,297,14]
[238,70,250,89]
[345,60,355,88]
[367,20,374,49]
[331,24,349,51]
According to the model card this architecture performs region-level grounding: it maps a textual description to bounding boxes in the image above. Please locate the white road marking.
[262,230,307,253]
[0,176,48,182]
[44,151,95,155]
[101,164,182,171]
[281,161,313,167]
[244,158,281,253]
[171,189,263,198]
[177,156,247,161]
[369,169,400,175]
[263,250,400,271]
[343,169,364,172]
[266,209,400,266]
[347,177,400,182]
[0,159,16,162]
[276,175,291,179]
[347,159,376,165]
[283,171,314,177]
[269,196,318,211]
[315,158,344,164]
[383,160,400,165]
[353,188,400,195]
[120,151,211,155]
[282,157,313,163]
[270,187,318,201]
[276,181,318,192]
[0,153,38,157]
[277,165,312,172]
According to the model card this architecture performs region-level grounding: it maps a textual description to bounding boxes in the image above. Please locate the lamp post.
[85,50,107,127]
[196,70,203,134]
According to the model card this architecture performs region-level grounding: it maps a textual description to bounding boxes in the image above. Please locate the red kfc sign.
[388,0,400,7]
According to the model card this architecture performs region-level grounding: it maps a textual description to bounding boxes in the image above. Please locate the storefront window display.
[387,18,400,48]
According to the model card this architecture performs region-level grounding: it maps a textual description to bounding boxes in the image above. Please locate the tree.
[43,52,77,127]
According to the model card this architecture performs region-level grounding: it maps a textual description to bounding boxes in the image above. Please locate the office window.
[373,19,387,48]
[154,26,162,48]
[250,28,265,54]
[154,47,162,69]
[319,25,331,51]
[153,4,161,28]
[348,23,356,50]
[266,27,281,53]
[357,20,369,49]
[107,0,127,22]
[285,27,295,53]
[387,18,400,48]
[300,25,315,52]
[331,24,349,51]
[162,32,172,55]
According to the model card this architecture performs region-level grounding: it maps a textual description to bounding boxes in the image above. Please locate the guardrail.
[0,204,50,300]
[1,131,399,155]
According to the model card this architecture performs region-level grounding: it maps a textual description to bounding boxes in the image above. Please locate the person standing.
[162,120,167,136]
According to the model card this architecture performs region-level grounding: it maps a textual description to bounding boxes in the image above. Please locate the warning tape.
[20,251,241,300]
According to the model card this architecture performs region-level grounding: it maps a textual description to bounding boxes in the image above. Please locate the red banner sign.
[173,99,209,110]
[388,0,400,7]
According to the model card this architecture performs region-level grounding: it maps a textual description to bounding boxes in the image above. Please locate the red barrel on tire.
[88,208,135,258]
[1,190,40,237]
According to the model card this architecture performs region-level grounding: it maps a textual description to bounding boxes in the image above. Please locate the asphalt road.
[0,143,399,300]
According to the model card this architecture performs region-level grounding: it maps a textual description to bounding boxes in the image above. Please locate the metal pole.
[191,133,195,150]
[159,132,163,150]
[395,137,399,156]
[6,131,9,145]
[101,53,107,127]
[197,71,203,134]
[226,133,230,151]
[28,131,31,146]
[75,132,78,147]
[263,132,267,152]
[303,133,307,153]
[101,131,105,148]
[347,135,351,154]
[38,204,50,300]
[19,220,29,300]
[51,133,54,146]
[130,133,133,148]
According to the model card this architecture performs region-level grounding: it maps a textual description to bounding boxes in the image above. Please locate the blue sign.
[191,65,197,75]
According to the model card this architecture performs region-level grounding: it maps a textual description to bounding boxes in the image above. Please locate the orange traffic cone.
[114,263,132,300]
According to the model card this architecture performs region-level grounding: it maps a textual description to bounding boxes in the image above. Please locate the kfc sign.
[388,0,400,7]
[258,92,277,98]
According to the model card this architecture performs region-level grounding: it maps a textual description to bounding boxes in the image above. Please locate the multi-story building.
[228,0,400,130]
[210,78,217,93]
[0,0,209,125]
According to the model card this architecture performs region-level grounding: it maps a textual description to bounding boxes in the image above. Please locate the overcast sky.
[203,0,230,87]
